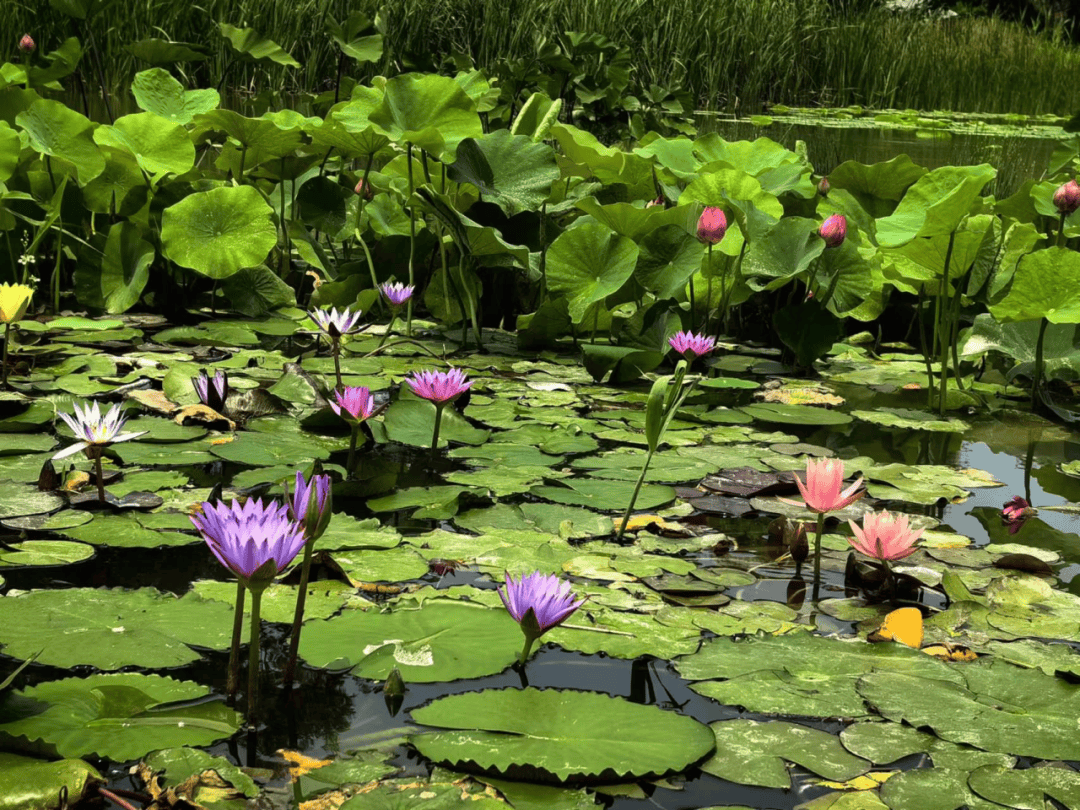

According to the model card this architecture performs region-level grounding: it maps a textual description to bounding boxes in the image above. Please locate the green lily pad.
[298,598,521,682]
[0,540,93,567]
[968,763,1080,810]
[0,753,100,810]
[0,673,241,761]
[0,587,231,669]
[530,478,675,512]
[379,400,490,448]
[851,408,971,433]
[0,483,63,520]
[411,688,715,782]
[139,748,258,803]
[701,719,868,789]
[190,579,357,623]
[739,403,852,425]
[61,513,198,548]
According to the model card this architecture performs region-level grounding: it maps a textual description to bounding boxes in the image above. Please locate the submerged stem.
[247,589,263,728]
[227,582,245,702]
[283,540,316,689]
[811,511,826,604]
[346,425,359,478]
[93,453,106,503]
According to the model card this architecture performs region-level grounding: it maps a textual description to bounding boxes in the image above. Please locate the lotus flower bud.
[354,179,374,200]
[18,34,35,53]
[646,195,664,208]
[1053,180,1080,216]
[817,176,830,197]
[818,214,847,248]
[696,206,727,245]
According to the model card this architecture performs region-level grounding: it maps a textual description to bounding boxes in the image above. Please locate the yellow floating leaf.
[64,471,90,491]
[921,643,978,662]
[278,749,332,780]
[611,515,689,534]
[868,607,922,649]
[818,771,896,790]
[210,436,235,446]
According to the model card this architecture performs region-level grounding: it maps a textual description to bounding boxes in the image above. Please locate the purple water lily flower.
[406,368,472,406]
[190,498,306,589]
[54,401,146,460]
[380,282,415,308]
[311,306,362,339]
[192,369,228,413]
[329,386,376,423]
[287,470,332,543]
[668,331,716,362]
[500,571,585,664]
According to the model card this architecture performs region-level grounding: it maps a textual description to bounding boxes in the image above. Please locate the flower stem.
[519,635,536,666]
[377,311,396,349]
[93,453,106,503]
[430,403,445,455]
[2,322,10,388]
[346,425,358,478]
[811,511,826,603]
[247,589,262,728]
[227,581,245,702]
[616,446,656,542]
[283,540,316,689]
[332,340,343,392]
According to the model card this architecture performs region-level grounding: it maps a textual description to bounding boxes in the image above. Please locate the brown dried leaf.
[128,388,178,415]
[174,404,235,431]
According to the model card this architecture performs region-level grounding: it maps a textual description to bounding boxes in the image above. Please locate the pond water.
[2,321,1079,809]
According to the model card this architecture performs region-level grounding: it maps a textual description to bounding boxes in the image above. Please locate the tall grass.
[6,0,1080,115]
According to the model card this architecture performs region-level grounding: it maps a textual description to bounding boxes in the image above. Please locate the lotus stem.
[346,425,359,477]
[283,538,316,689]
[430,403,445,456]
[518,635,537,666]
[93,452,106,503]
[247,588,263,728]
[688,275,696,333]
[227,581,245,701]
[406,144,415,337]
[332,339,343,392]
[1032,316,1049,409]
[1057,211,1067,250]
[811,511,826,604]
[2,322,10,388]
[616,446,655,542]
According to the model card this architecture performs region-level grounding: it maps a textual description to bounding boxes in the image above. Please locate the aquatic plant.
[17,34,34,53]
[190,498,306,722]
[1052,180,1080,216]
[499,571,585,664]
[817,176,830,197]
[848,510,922,562]
[330,386,377,475]
[312,307,363,391]
[668,330,716,365]
[406,368,472,454]
[781,458,864,600]
[818,214,846,248]
[54,401,146,502]
[1002,495,1037,535]
[283,469,333,687]
[0,283,33,389]
[192,369,229,414]
[380,282,415,343]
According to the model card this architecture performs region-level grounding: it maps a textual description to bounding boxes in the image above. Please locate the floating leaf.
[0,753,100,810]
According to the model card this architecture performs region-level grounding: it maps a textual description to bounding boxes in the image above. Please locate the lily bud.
[817,176,830,197]
[1053,180,1080,216]
[696,206,727,245]
[818,214,847,248]
[18,34,35,53]
[354,179,374,200]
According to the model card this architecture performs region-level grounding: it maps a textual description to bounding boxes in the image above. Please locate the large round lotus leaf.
[447,131,560,217]
[0,674,241,761]
[0,540,93,567]
[545,223,639,324]
[0,122,19,184]
[2,510,92,532]
[0,587,232,669]
[677,632,962,719]
[0,753,100,810]
[298,599,521,682]
[990,247,1080,325]
[365,485,474,520]
[368,73,482,160]
[16,99,105,184]
[879,767,1003,810]
[72,221,153,314]
[131,68,220,124]
[968,763,1080,810]
[530,478,675,512]
[208,429,333,466]
[700,719,868,789]
[0,483,63,520]
[857,659,1080,760]
[412,688,715,783]
[875,164,996,248]
[739,402,852,425]
[93,112,195,180]
[326,547,431,585]
[681,167,784,220]
[161,185,277,279]
[217,22,300,67]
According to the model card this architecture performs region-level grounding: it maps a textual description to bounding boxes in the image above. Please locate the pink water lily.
[1002,495,1037,534]
[849,510,923,561]
[406,368,472,406]
[668,330,716,361]
[780,457,864,514]
[329,386,376,423]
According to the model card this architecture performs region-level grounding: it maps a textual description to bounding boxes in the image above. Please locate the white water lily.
[53,401,147,460]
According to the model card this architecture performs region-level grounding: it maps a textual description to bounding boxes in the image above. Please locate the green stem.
[227,582,245,701]
[519,634,537,666]
[811,511,826,604]
[1032,316,1049,409]
[936,233,955,416]
[2,322,10,388]
[346,425,358,477]
[616,446,656,542]
[916,289,934,409]
[430,404,445,455]
[332,340,343,392]
[1057,211,1067,249]
[93,453,106,503]
[406,144,416,337]
[688,274,696,333]
[283,540,316,688]
[377,311,397,349]
[247,589,262,728]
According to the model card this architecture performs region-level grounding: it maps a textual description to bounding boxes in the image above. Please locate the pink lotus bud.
[18,34,35,53]
[646,195,664,208]
[817,176,830,197]
[1053,180,1080,216]
[818,214,846,248]
[696,206,727,245]
[354,179,374,200]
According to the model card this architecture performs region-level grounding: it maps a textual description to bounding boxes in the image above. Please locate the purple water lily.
[287,470,333,543]
[54,401,146,460]
[192,369,229,413]
[668,330,716,362]
[499,571,585,664]
[406,368,472,406]
[380,282,415,308]
[311,306,362,339]
[190,498,306,588]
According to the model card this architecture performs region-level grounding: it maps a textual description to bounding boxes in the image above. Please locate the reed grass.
[5,0,1080,115]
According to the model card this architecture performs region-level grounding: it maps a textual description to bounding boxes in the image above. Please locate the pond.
[2,316,1080,810]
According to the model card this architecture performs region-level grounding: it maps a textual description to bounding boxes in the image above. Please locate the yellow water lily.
[0,283,33,324]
